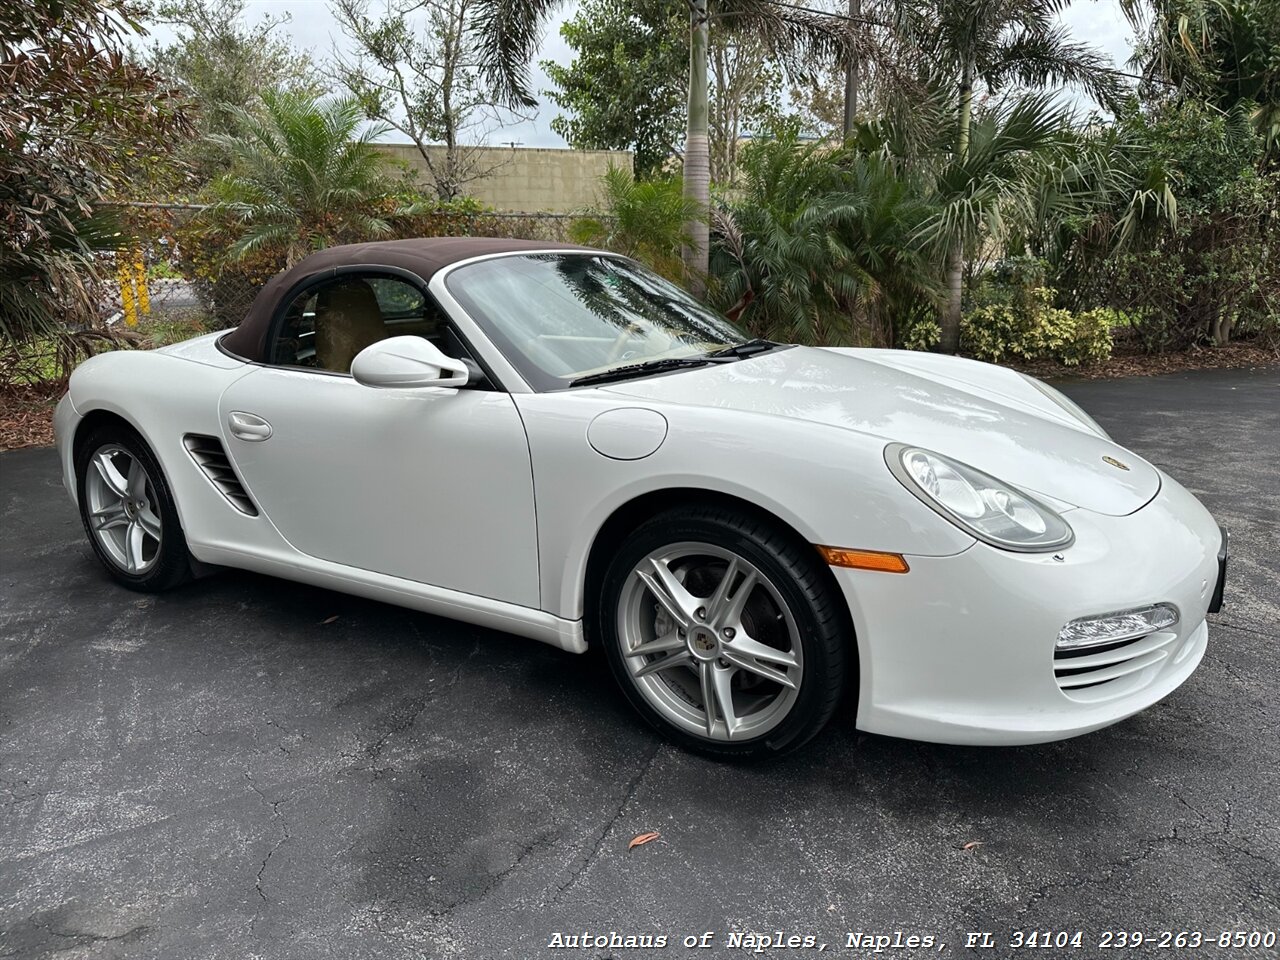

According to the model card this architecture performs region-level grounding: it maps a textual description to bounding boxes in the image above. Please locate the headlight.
[1022,375,1111,439]
[886,444,1074,552]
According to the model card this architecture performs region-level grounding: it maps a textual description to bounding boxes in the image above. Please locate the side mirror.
[351,336,470,389]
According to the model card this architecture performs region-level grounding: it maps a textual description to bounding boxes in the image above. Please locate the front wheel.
[75,422,193,592]
[597,505,849,759]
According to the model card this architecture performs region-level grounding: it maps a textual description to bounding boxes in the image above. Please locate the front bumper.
[840,471,1222,745]
[53,392,80,505]
[1209,525,1229,614]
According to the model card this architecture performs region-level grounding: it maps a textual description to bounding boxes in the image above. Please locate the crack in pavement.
[556,741,662,900]
[419,831,563,923]
[362,639,481,779]
[1014,827,1188,918]
[0,919,152,957]
[1213,618,1280,642]
[244,772,292,913]
[0,775,40,813]
[1203,652,1265,687]
[1012,791,1277,921]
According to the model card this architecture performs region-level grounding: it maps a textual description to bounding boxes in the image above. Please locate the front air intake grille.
[1053,631,1178,701]
[183,434,258,516]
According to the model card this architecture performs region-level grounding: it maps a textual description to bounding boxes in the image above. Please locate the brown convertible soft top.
[219,236,595,363]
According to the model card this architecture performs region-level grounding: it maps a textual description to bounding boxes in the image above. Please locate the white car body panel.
[843,347,1086,426]
[153,330,246,369]
[512,388,975,619]
[55,252,1225,746]
[598,345,1161,516]
[217,365,540,607]
[55,349,256,546]
[841,471,1218,743]
[58,342,578,651]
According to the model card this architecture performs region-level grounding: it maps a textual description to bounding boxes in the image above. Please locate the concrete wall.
[375,144,633,212]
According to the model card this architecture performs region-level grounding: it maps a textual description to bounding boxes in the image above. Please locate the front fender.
[64,350,258,556]
[514,392,975,620]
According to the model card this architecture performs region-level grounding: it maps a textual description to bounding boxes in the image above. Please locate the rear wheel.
[597,505,848,759]
[75,422,192,592]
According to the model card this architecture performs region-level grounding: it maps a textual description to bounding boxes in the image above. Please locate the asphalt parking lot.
[1,366,1277,960]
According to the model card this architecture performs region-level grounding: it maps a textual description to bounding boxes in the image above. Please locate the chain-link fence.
[102,203,587,339]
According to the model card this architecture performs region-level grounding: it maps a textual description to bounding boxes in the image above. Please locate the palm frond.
[205,91,400,264]
[986,24,1127,109]
[713,0,863,85]
[471,0,570,107]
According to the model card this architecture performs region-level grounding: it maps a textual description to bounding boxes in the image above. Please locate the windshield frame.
[438,250,752,392]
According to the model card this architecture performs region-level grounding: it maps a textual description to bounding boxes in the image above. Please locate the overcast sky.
[146,0,1139,148]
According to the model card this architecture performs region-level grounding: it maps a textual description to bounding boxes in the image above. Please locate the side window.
[367,277,426,322]
[269,274,465,374]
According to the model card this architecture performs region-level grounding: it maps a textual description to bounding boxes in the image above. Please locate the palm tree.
[712,125,940,344]
[1121,0,1280,156]
[0,208,126,349]
[914,93,1078,277]
[891,0,1122,351]
[569,166,702,282]
[209,91,402,265]
[1017,108,1178,276]
[474,0,859,292]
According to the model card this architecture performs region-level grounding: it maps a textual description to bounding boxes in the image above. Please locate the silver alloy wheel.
[617,541,804,741]
[85,444,162,575]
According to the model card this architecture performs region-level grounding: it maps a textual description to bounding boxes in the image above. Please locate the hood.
[599,346,1159,516]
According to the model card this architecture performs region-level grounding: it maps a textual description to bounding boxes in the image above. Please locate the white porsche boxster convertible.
[54,238,1227,757]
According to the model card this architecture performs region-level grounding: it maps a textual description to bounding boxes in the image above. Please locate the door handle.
[228,411,272,442]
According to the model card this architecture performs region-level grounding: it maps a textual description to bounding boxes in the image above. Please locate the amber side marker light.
[815,545,910,573]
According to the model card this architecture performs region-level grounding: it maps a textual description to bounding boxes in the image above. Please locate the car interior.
[271,275,479,379]
[313,280,386,372]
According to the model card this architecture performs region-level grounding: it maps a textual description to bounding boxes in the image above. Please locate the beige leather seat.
[314,280,386,372]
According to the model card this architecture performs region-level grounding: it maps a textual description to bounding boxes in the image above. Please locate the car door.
[217,271,540,609]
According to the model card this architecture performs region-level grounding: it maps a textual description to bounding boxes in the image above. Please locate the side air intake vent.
[183,434,259,516]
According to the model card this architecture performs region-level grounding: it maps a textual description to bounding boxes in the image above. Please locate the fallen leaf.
[321,615,339,624]
[628,831,660,850]
[962,841,984,851]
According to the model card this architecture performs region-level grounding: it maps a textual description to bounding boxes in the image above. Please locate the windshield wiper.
[706,338,782,359]
[570,356,719,387]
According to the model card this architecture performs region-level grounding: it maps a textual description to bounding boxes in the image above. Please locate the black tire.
[75,420,193,592]
[595,504,849,759]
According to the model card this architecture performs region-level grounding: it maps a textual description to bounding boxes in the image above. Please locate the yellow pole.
[118,259,138,327]
[133,251,150,315]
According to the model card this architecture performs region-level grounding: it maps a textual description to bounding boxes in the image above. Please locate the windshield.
[444,253,749,390]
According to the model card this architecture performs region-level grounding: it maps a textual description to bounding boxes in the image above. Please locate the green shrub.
[146,259,183,281]
[1056,102,1280,350]
[961,286,1115,366]
[1061,308,1124,365]
[899,317,941,351]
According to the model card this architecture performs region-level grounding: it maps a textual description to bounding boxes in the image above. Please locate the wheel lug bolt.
[722,627,735,639]
[696,607,706,620]
[718,658,730,668]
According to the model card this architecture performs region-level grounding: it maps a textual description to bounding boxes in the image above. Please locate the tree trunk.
[939,65,973,355]
[941,249,964,352]
[842,0,860,140]
[1213,311,1233,346]
[682,0,711,297]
